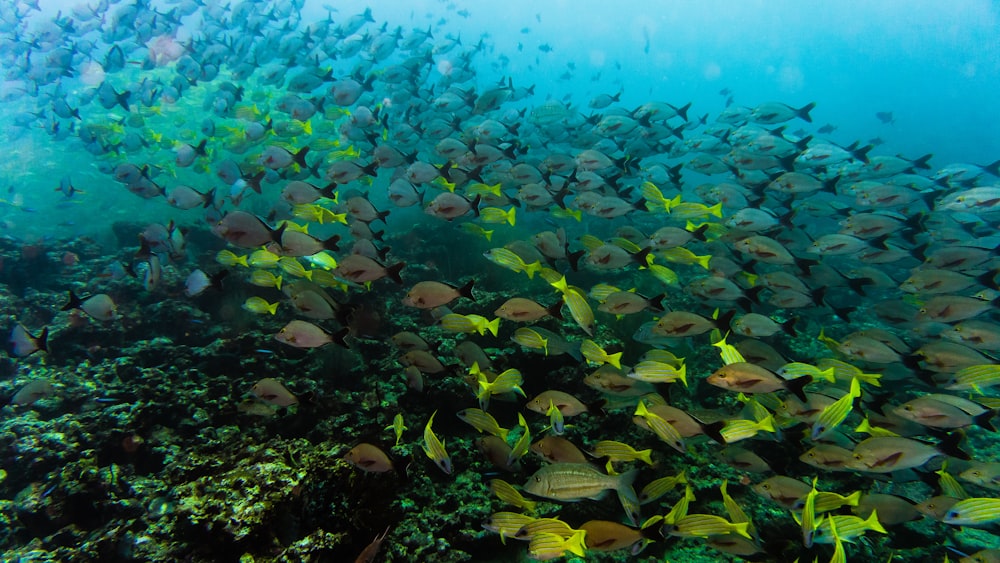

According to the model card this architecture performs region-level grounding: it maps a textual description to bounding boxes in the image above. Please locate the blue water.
[0,0,997,243]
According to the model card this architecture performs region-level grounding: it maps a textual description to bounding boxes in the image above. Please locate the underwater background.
[1,0,1000,561]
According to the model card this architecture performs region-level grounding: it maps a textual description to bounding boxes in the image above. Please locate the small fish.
[489,479,537,513]
[811,377,862,440]
[243,296,278,315]
[8,324,48,357]
[61,291,117,321]
[422,410,452,475]
[456,408,509,441]
[402,279,475,308]
[663,514,752,540]
[942,497,1000,526]
[250,378,297,407]
[344,443,394,473]
[580,339,622,369]
[274,320,349,349]
[592,440,654,466]
[440,313,500,336]
[385,414,407,447]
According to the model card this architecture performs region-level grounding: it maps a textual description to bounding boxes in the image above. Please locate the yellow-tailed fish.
[527,530,586,560]
[489,479,537,513]
[812,510,886,543]
[592,440,654,466]
[802,477,819,547]
[484,511,535,544]
[816,357,882,387]
[804,490,863,513]
[440,313,500,337]
[634,401,685,452]
[562,287,595,335]
[216,249,248,267]
[242,296,278,315]
[817,328,842,354]
[512,327,548,355]
[461,223,494,241]
[648,263,680,286]
[668,201,723,219]
[640,471,687,505]
[546,399,566,435]
[483,247,542,279]
[248,248,281,268]
[422,410,452,474]
[467,182,503,198]
[385,413,406,447]
[641,181,673,213]
[720,414,776,444]
[579,234,605,251]
[720,480,756,538]
[658,247,712,270]
[779,362,836,383]
[476,367,525,410]
[941,497,1000,526]
[517,517,578,538]
[641,349,685,368]
[811,377,862,440]
[456,408,509,441]
[663,485,696,524]
[935,462,970,499]
[550,207,582,221]
[588,283,623,302]
[945,364,1000,393]
[713,332,746,365]
[250,269,283,290]
[666,514,752,540]
[627,361,687,386]
[507,413,532,467]
[277,256,312,280]
[309,269,349,292]
[580,339,622,369]
[304,251,338,270]
[480,206,516,226]
[854,417,900,437]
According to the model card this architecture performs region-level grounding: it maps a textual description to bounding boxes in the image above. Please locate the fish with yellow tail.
[422,410,452,475]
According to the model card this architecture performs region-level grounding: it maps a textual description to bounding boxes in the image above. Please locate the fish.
[402,279,475,308]
[61,291,117,321]
[344,444,394,473]
[707,362,812,402]
[422,410,452,475]
[664,513,752,540]
[8,324,48,357]
[523,462,638,505]
[846,434,969,473]
[456,408,509,441]
[274,320,349,349]
[250,378,297,407]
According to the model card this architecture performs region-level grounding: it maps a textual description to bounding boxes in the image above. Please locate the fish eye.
[534,476,541,482]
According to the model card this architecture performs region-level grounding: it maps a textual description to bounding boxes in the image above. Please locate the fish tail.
[505,207,516,226]
[785,375,813,403]
[607,352,622,370]
[486,317,500,337]
[797,102,817,122]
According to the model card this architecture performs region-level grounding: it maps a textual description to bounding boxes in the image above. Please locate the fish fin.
[385,262,406,285]
[785,375,813,403]
[456,279,476,301]
[937,432,970,461]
